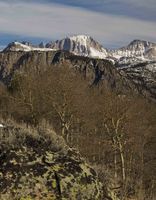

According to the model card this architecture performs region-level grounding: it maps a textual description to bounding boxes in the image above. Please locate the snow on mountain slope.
[3,42,55,52]
[109,40,156,60]
[144,47,156,60]
[1,36,156,99]
[47,36,156,62]
[46,35,107,59]
[3,36,156,63]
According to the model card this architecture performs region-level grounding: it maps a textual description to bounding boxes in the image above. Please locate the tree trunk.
[61,123,65,136]
[118,141,126,182]
[114,149,117,179]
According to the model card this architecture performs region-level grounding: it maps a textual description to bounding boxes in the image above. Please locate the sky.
[0,0,156,49]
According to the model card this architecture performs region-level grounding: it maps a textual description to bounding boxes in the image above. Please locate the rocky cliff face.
[3,37,156,61]
[0,123,104,200]
[110,39,156,59]
[0,49,156,100]
[46,35,107,59]
[2,36,156,100]
[117,61,156,100]
[0,50,135,92]
[3,42,54,52]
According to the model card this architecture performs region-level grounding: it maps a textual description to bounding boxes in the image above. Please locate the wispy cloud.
[0,1,156,48]
[0,0,156,21]
[4,0,154,21]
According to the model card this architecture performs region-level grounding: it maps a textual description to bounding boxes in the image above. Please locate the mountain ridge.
[2,35,156,62]
[0,49,155,100]
[1,35,156,100]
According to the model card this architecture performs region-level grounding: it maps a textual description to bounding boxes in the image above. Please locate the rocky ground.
[0,122,105,200]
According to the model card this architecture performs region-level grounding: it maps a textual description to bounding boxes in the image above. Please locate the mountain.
[111,40,156,100]
[3,41,55,52]
[0,50,135,93]
[0,36,155,200]
[1,35,156,100]
[47,37,156,62]
[3,36,156,61]
[0,49,155,100]
[46,35,108,59]
[3,36,107,59]
[110,39,156,60]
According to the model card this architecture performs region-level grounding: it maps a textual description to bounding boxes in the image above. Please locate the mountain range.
[3,35,156,62]
[1,35,156,100]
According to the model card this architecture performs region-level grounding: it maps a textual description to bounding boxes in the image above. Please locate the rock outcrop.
[0,123,104,200]
[46,35,107,59]
[0,50,135,93]
[0,49,156,99]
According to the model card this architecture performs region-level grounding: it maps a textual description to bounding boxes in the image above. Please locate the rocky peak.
[46,35,108,59]
[3,41,54,52]
[3,41,30,52]
[2,36,156,61]
[109,39,156,59]
[39,42,45,48]
[126,39,156,53]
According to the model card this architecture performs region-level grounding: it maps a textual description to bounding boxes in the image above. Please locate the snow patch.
[89,47,106,59]
[6,42,56,52]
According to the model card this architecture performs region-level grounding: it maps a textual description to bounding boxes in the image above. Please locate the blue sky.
[0,0,156,49]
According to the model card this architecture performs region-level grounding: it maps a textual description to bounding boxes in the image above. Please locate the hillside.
[0,37,156,200]
[0,51,135,96]
[0,121,105,200]
[1,35,156,100]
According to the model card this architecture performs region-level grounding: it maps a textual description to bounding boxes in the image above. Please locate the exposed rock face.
[0,50,134,92]
[0,124,104,200]
[3,37,156,61]
[3,42,55,52]
[110,39,156,59]
[46,35,107,59]
[145,47,156,60]
[0,49,156,100]
[117,61,156,100]
[2,36,156,101]
[0,51,54,84]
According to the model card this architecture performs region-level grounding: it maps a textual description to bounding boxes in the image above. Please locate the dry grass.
[0,117,68,154]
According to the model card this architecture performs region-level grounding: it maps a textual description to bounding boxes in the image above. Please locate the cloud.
[0,0,156,22]
[4,0,155,10]
[63,0,156,22]
[0,1,156,48]
[122,0,156,9]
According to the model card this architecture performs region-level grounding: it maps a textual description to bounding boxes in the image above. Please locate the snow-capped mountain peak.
[3,41,55,52]
[128,39,151,47]
[126,39,155,54]
[109,39,156,60]
[46,35,108,59]
[68,35,91,44]
[2,36,156,62]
